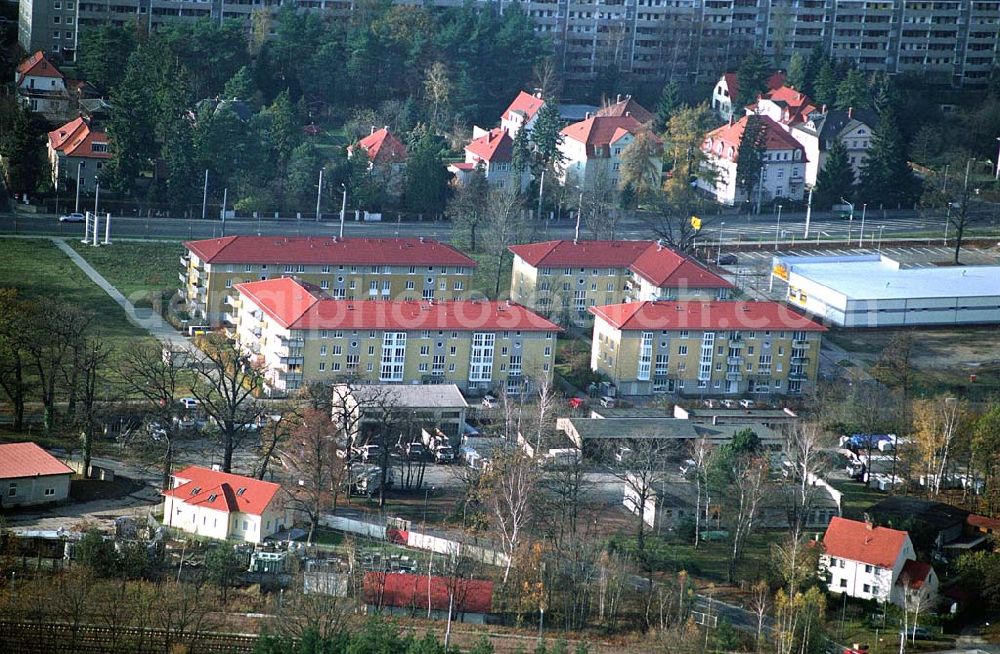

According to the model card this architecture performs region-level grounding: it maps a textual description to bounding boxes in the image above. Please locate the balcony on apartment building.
[725,372,743,382]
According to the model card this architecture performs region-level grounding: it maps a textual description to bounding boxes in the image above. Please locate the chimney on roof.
[729,116,734,127]
[370,126,376,135]
[585,112,592,120]
[616,93,622,103]
[534,90,542,98]
[821,104,827,114]
[625,111,631,117]
[419,236,424,243]
[383,125,389,132]
[847,106,853,119]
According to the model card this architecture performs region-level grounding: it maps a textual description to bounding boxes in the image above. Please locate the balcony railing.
[726,356,742,365]
[278,356,305,367]
[180,256,189,267]
[789,372,808,381]
[726,372,743,382]
[791,356,810,364]
[178,272,187,284]
[792,340,810,348]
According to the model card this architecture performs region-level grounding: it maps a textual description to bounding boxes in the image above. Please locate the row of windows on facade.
[309,343,552,357]
[635,376,801,392]
[261,329,550,340]
[225,277,464,293]
[602,351,792,372]
[215,263,468,275]
[308,360,551,374]
[175,507,278,533]
[600,329,811,341]
[7,482,57,497]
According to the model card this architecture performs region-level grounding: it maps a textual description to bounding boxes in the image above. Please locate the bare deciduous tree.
[70,332,112,479]
[486,448,539,584]
[688,436,713,548]
[285,403,345,543]
[785,423,833,531]
[607,438,675,553]
[728,455,769,582]
[912,396,967,495]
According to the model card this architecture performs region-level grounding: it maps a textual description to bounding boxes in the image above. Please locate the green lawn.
[68,239,185,303]
[830,478,887,519]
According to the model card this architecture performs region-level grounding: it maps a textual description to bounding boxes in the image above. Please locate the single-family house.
[363,571,494,624]
[711,71,786,121]
[596,94,654,125]
[162,465,290,543]
[789,107,877,186]
[0,442,73,508]
[500,91,546,136]
[348,126,408,194]
[821,516,935,607]
[14,51,72,120]
[557,115,660,193]
[448,127,530,191]
[748,85,818,128]
[698,115,807,205]
[47,116,110,193]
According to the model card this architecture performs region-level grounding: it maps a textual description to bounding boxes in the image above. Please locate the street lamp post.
[93,178,100,216]
[201,169,209,220]
[858,203,867,248]
[315,168,324,222]
[74,161,83,213]
[717,222,725,265]
[877,225,885,251]
[995,137,1000,181]
[773,205,783,251]
[841,198,854,244]
[339,184,347,239]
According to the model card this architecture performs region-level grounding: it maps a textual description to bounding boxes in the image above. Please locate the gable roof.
[17,51,64,85]
[822,516,909,568]
[629,242,732,288]
[236,278,561,332]
[354,127,408,164]
[561,115,647,148]
[0,442,73,480]
[702,115,806,163]
[793,107,879,141]
[720,71,786,103]
[47,117,111,160]
[752,85,818,126]
[363,572,493,614]
[465,128,514,163]
[503,91,545,123]
[589,300,827,332]
[596,96,653,124]
[898,560,933,589]
[163,466,282,516]
[183,236,476,267]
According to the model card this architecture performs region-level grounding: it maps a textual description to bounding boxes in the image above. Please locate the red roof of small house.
[47,117,111,160]
[183,236,476,267]
[16,51,64,84]
[0,442,73,480]
[235,278,561,332]
[596,95,653,124]
[967,514,1000,532]
[503,91,545,123]
[449,162,477,171]
[163,466,282,516]
[363,572,494,614]
[561,115,649,148]
[702,115,806,163]
[588,300,827,332]
[898,560,933,589]
[465,128,514,163]
[821,516,909,569]
[751,85,818,125]
[354,127,408,164]
[720,71,786,103]
[629,242,732,288]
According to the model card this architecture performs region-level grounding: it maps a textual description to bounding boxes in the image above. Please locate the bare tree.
[540,455,593,544]
[728,455,769,582]
[482,186,526,297]
[69,332,112,479]
[0,289,34,431]
[285,403,345,543]
[785,423,833,531]
[25,300,93,432]
[423,62,452,130]
[749,580,770,652]
[902,573,927,645]
[912,396,967,495]
[607,438,676,553]
[486,448,539,583]
[688,436,713,548]
[191,334,266,473]
[254,406,293,480]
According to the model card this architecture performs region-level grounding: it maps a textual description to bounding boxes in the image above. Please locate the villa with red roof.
[348,127,408,194]
[711,71,786,121]
[47,116,110,193]
[588,300,824,396]
[232,277,559,395]
[698,114,807,206]
[595,94,653,125]
[180,235,476,326]
[0,442,73,508]
[162,465,290,543]
[500,90,546,136]
[509,239,733,323]
[557,115,660,193]
[821,516,937,607]
[448,126,530,191]
[14,51,72,119]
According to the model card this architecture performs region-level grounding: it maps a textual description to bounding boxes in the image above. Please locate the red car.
[568,397,587,409]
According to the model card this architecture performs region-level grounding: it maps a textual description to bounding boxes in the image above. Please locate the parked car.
[481,395,497,409]
[59,212,85,223]
[718,253,738,265]
[738,399,756,409]
[404,442,427,460]
[462,422,481,438]
[720,399,738,409]
[359,444,383,462]
[179,397,199,410]
[433,446,455,463]
[898,627,931,640]
[568,397,587,409]
[599,396,616,408]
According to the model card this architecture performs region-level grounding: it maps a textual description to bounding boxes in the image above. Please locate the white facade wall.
[699,149,806,206]
[712,79,735,121]
[821,536,914,607]
[163,495,289,543]
[1,473,70,507]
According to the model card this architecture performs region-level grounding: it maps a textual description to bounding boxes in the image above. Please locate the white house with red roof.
[500,90,546,136]
[557,115,660,193]
[711,71,786,121]
[232,277,559,395]
[347,126,408,194]
[698,114,807,206]
[14,51,72,119]
[449,127,530,191]
[509,239,733,322]
[47,116,110,193]
[162,465,290,543]
[0,442,73,508]
[821,516,937,607]
[595,94,653,125]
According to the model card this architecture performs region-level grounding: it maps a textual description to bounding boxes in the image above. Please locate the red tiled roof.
[503,91,545,123]
[354,128,408,164]
[236,278,560,332]
[363,572,494,614]
[822,516,909,568]
[163,466,282,516]
[752,85,818,125]
[967,514,1000,532]
[17,51,63,84]
[629,242,732,288]
[465,128,513,163]
[47,117,111,160]
[720,71,786,103]
[561,115,648,147]
[183,236,476,267]
[588,300,827,332]
[596,96,653,124]
[449,162,476,171]
[702,115,806,163]
[0,442,73,480]
[898,560,933,589]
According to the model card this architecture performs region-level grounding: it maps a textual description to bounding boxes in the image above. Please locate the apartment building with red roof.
[0,442,73,508]
[46,116,110,193]
[162,465,290,543]
[180,235,476,326]
[500,90,546,136]
[508,239,734,324]
[557,114,660,193]
[588,300,824,396]
[449,126,530,191]
[711,71,787,121]
[232,277,559,395]
[821,516,936,607]
[697,114,807,206]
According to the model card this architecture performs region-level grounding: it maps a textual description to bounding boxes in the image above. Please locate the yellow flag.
[690,216,702,230]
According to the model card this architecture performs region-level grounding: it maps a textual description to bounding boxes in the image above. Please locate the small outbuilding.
[0,442,73,508]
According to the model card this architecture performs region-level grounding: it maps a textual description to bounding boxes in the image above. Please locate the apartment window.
[420,345,430,356]
[319,362,326,372]
[284,264,293,273]
[432,355,445,376]
[346,355,359,370]
[367,345,375,356]
[332,345,342,355]
[863,584,871,593]
[839,579,847,588]
[321,265,331,273]
[7,483,15,497]
[409,266,416,274]
[419,363,429,372]
[319,345,327,356]
[450,346,457,356]
[637,331,653,381]
[320,280,329,289]
[454,281,464,291]
[864,564,873,573]
[44,487,55,496]
[679,330,689,339]
[380,332,407,381]
[544,346,551,357]
[225,279,232,288]
[320,330,329,339]
[469,332,495,382]
[367,363,374,372]
[333,330,343,338]
[678,345,688,355]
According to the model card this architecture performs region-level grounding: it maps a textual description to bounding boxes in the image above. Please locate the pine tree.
[786,53,808,91]
[812,61,840,108]
[653,81,682,133]
[736,115,767,207]
[511,126,532,175]
[858,108,917,208]
[531,101,565,168]
[735,50,771,105]
[813,139,855,209]
[0,103,44,195]
[403,128,450,215]
[835,69,869,110]
[223,66,256,101]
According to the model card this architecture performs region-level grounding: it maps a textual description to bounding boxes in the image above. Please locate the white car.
[481,395,497,409]
[59,212,85,223]
[179,397,199,410]
[738,399,756,409]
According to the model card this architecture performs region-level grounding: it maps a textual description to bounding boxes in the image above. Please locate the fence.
[0,620,258,654]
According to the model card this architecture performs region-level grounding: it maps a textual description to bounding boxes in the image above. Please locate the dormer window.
[92,142,108,153]
[208,494,218,502]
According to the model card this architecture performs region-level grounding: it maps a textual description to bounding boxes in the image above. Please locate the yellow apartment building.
[508,240,733,324]
[588,301,825,397]
[180,236,477,326]
[232,278,560,396]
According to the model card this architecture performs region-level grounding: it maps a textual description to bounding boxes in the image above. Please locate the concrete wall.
[1,473,70,507]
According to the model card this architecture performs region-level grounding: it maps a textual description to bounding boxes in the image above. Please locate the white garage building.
[771,254,1000,327]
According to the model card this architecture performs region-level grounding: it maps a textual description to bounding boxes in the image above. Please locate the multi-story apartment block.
[19,0,1000,86]
[231,277,559,395]
[557,115,659,191]
[509,239,733,323]
[500,91,546,136]
[698,115,808,205]
[588,300,825,396]
[180,236,476,326]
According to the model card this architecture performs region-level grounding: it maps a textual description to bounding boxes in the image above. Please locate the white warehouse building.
[771,254,1000,327]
